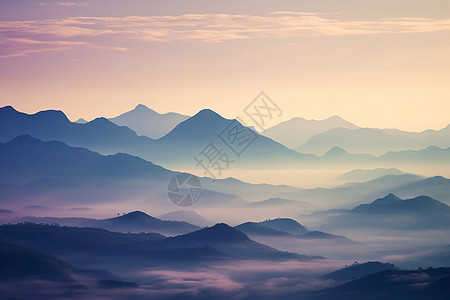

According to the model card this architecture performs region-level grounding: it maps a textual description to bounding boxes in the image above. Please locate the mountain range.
[19,211,200,236]
[321,261,400,281]
[335,168,408,182]
[286,173,450,208]
[0,222,320,265]
[296,125,450,156]
[262,115,359,149]
[305,193,450,231]
[150,223,319,260]
[0,105,311,169]
[0,135,250,209]
[2,106,450,171]
[352,193,450,215]
[1,133,449,216]
[235,218,351,241]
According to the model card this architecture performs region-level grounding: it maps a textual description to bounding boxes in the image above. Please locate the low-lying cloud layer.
[135,259,341,299]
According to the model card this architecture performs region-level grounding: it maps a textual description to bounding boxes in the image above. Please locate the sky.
[0,0,449,131]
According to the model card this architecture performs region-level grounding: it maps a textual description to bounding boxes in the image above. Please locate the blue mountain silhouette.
[109,104,189,139]
[352,194,450,215]
[20,211,207,236]
[321,261,400,281]
[235,218,351,241]
[0,135,250,209]
[0,223,320,264]
[0,134,172,184]
[0,105,314,168]
[153,223,321,260]
[258,218,309,235]
[297,125,450,156]
[310,193,450,230]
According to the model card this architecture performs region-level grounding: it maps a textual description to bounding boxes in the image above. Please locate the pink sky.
[1,0,449,131]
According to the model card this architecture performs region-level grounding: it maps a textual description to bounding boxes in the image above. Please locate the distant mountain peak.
[326,115,345,121]
[159,108,230,141]
[322,261,400,281]
[9,134,38,143]
[424,145,442,151]
[0,105,17,112]
[115,211,157,221]
[133,104,157,113]
[192,109,223,120]
[74,118,88,124]
[181,223,250,243]
[108,104,189,139]
[262,114,359,149]
[353,193,450,216]
[87,117,122,129]
[34,109,70,123]
[135,104,149,110]
[324,146,348,156]
[406,195,448,206]
[372,193,402,205]
[385,193,400,199]
[425,175,448,183]
[260,218,308,235]
[90,117,109,122]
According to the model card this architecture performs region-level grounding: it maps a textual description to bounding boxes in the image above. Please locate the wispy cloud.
[1,12,450,57]
[37,1,90,7]
[0,38,88,58]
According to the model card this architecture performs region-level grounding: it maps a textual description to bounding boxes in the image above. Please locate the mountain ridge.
[262,115,359,149]
[109,104,189,139]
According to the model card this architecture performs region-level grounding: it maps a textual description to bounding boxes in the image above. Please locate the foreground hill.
[0,223,222,268]
[0,239,142,299]
[0,240,75,282]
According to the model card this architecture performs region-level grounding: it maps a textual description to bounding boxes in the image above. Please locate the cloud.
[136,259,341,298]
[0,38,88,58]
[37,1,90,7]
[141,269,243,291]
[268,11,341,16]
[1,12,450,57]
